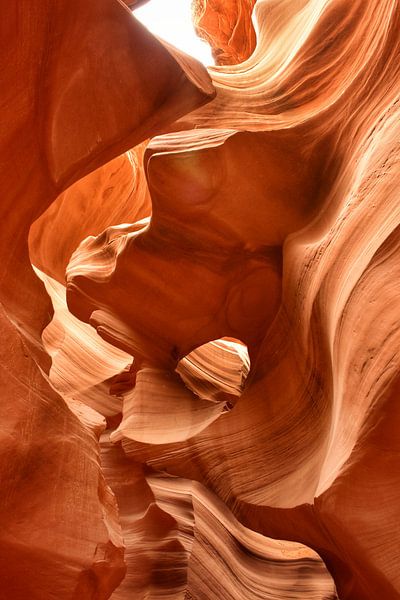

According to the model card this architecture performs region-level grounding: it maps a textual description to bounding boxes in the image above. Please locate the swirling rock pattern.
[193,0,257,65]
[1,0,399,598]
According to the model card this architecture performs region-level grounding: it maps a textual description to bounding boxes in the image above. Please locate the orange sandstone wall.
[1,1,399,599]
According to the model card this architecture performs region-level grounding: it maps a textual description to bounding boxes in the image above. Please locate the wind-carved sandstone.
[1,0,400,599]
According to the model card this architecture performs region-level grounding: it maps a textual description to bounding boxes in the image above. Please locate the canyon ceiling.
[1,0,400,598]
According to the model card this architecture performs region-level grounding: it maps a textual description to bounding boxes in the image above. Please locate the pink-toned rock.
[0,1,214,598]
[193,0,257,65]
[1,0,400,598]
[0,305,125,599]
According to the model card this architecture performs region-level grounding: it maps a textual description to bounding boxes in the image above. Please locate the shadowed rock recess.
[1,0,399,598]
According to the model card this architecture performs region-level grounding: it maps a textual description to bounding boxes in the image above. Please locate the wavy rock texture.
[0,1,213,598]
[1,0,399,598]
[193,0,257,65]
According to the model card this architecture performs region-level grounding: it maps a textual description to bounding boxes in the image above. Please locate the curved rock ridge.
[1,0,214,358]
[146,473,338,599]
[35,265,249,436]
[184,0,400,132]
[193,0,257,65]
[29,145,151,286]
[64,0,400,598]
[101,437,337,599]
[0,1,215,598]
[109,366,226,444]
[1,0,399,599]
[0,305,126,600]
[176,337,250,402]
[34,267,131,417]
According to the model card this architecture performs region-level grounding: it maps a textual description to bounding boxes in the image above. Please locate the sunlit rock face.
[1,0,400,599]
[193,0,257,64]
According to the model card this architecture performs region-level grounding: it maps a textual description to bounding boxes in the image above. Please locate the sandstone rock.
[193,0,257,65]
[1,0,400,598]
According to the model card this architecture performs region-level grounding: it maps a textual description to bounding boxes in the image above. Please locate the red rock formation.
[30,144,151,285]
[1,0,400,598]
[0,1,213,598]
[193,0,257,65]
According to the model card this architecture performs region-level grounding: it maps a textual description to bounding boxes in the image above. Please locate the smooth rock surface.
[1,0,399,598]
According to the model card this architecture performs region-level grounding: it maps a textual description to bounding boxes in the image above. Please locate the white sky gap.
[133,0,214,66]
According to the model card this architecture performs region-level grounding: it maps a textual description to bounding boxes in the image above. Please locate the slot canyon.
[1,0,400,598]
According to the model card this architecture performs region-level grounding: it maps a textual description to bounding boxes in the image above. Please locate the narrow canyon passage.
[0,0,399,599]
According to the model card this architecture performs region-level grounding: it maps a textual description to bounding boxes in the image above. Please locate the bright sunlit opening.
[133,0,214,66]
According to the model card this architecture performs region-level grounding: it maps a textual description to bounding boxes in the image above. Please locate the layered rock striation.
[1,0,399,598]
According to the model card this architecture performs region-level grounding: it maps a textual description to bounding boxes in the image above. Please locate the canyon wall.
[1,0,399,598]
